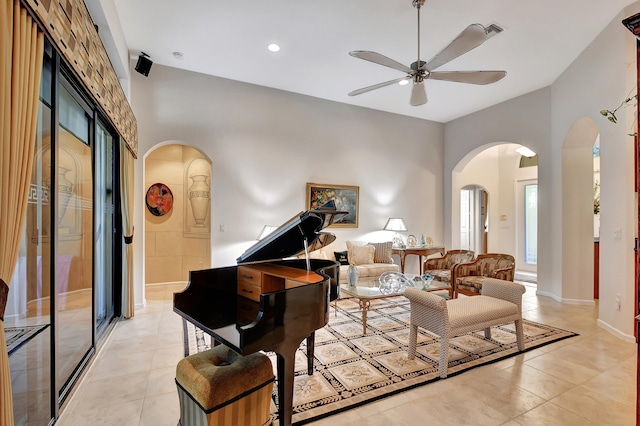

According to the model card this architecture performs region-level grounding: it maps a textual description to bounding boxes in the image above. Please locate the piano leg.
[181,319,189,357]
[275,339,306,426]
[306,332,315,375]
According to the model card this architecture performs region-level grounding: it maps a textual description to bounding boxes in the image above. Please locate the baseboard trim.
[145,281,189,286]
[560,298,595,306]
[597,319,636,342]
[535,289,561,302]
[535,290,595,306]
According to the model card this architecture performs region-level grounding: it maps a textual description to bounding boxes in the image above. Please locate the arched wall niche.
[561,117,599,304]
[143,141,212,285]
[184,157,212,237]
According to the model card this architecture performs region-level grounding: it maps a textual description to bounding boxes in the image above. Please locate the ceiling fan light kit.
[348,0,506,106]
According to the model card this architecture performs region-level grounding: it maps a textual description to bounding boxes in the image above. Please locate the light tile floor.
[56,282,637,426]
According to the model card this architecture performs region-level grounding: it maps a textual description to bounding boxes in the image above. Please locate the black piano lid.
[236,201,348,264]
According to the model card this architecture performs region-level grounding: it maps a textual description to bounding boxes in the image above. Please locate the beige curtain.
[0,1,44,424]
[121,141,135,318]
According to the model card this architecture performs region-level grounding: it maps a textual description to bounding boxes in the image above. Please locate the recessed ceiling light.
[399,80,409,86]
[267,43,280,52]
[173,51,184,60]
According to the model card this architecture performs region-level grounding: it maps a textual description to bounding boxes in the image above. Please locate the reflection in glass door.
[95,121,114,336]
[56,82,93,400]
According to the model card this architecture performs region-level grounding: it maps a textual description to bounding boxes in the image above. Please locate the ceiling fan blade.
[348,76,411,96]
[410,81,427,106]
[424,24,487,71]
[349,51,414,74]
[429,70,507,85]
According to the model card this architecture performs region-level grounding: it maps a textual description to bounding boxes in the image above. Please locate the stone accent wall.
[23,0,138,157]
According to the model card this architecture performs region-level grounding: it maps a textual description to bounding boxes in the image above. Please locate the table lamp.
[383,217,407,248]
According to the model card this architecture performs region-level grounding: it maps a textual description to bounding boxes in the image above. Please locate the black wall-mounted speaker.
[135,55,153,76]
[623,12,640,39]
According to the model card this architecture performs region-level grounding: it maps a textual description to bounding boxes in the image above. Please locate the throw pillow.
[346,240,367,261]
[334,251,349,265]
[308,250,328,260]
[369,241,393,263]
[350,244,375,265]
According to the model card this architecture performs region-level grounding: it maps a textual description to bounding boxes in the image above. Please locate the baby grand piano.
[173,205,345,426]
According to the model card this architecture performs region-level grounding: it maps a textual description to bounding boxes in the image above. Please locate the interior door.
[460,185,488,254]
[516,180,538,273]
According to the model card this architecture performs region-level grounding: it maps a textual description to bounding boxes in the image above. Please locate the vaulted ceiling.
[111,0,636,123]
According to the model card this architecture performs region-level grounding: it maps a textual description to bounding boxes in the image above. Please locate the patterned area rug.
[5,324,49,356]
[188,296,577,425]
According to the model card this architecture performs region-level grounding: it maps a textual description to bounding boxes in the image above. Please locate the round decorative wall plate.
[146,183,173,216]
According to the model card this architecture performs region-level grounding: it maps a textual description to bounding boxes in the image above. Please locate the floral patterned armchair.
[423,250,475,298]
[452,253,515,298]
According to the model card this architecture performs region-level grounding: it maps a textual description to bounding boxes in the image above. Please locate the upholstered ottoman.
[406,278,525,378]
[175,345,274,426]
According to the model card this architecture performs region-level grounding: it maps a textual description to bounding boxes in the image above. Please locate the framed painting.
[306,183,359,228]
[146,183,174,216]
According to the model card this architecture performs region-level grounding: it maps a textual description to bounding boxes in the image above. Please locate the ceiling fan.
[348,0,506,106]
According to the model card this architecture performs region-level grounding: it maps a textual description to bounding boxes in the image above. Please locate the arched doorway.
[452,143,538,278]
[143,143,212,289]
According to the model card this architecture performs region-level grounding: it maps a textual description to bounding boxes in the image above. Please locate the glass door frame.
[7,30,123,426]
[50,51,122,413]
[55,67,96,406]
[516,179,538,273]
[94,116,121,337]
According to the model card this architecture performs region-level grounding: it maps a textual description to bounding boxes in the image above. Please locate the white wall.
[551,4,639,339]
[130,64,444,307]
[445,6,639,340]
[561,119,598,304]
[116,2,640,340]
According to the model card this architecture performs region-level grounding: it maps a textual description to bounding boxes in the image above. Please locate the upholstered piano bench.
[175,345,275,426]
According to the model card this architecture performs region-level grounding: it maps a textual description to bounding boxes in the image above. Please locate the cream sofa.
[307,240,400,283]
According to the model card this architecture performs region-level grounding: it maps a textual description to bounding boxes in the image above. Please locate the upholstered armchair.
[423,250,475,298]
[452,253,515,297]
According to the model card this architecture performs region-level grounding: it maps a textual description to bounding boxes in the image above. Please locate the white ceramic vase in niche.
[188,174,210,227]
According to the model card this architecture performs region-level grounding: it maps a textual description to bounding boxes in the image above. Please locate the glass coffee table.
[339,276,449,335]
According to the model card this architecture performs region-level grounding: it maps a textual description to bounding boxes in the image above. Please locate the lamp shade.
[383,218,407,232]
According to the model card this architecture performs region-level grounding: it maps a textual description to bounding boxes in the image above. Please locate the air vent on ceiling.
[485,23,504,39]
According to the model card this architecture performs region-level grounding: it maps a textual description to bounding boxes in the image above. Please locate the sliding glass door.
[55,80,94,401]
[95,120,115,337]
[7,41,121,425]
